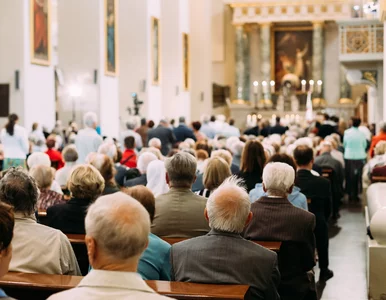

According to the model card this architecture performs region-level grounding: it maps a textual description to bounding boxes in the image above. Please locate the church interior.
[0,0,386,300]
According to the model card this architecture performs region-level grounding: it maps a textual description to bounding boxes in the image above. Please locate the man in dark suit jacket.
[147,119,176,156]
[243,162,316,300]
[317,114,336,139]
[270,116,288,135]
[294,145,334,283]
[173,116,196,143]
[171,177,280,300]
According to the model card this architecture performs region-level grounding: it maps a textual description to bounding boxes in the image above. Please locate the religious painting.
[273,28,313,90]
[30,0,51,66]
[151,17,160,85]
[182,33,189,90]
[105,0,118,76]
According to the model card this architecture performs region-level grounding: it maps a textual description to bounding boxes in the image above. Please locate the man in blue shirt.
[343,117,367,202]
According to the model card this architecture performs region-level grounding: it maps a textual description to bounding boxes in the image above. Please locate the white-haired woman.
[124,152,158,187]
[146,160,169,198]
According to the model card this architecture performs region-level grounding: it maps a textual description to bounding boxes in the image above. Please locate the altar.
[222,0,385,128]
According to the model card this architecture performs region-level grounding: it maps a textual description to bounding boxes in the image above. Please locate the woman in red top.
[45,137,64,169]
[120,136,137,168]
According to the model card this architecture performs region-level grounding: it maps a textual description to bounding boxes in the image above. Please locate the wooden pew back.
[0,272,249,300]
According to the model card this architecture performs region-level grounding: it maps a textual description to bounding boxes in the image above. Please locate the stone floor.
[316,204,368,300]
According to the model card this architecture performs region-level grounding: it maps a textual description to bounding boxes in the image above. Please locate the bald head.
[85,192,150,262]
[206,176,251,233]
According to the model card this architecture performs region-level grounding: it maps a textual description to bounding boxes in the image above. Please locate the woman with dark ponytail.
[1,113,29,170]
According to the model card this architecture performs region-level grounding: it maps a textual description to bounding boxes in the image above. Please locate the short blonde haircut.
[375,141,386,156]
[211,149,232,166]
[203,157,231,190]
[29,165,53,190]
[68,164,105,200]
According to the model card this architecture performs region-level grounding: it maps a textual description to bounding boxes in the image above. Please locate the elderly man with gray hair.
[75,112,103,163]
[48,193,173,299]
[171,176,280,300]
[120,117,143,151]
[152,152,210,237]
[244,162,317,300]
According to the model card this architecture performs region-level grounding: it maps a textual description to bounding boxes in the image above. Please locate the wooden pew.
[0,272,249,300]
[63,234,282,252]
[161,237,282,252]
[371,176,386,183]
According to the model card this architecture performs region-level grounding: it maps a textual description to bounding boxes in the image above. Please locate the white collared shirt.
[10,214,81,276]
[75,128,103,163]
[48,270,174,300]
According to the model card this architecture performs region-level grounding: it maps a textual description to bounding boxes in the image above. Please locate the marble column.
[235,25,250,101]
[260,23,271,100]
[312,22,324,95]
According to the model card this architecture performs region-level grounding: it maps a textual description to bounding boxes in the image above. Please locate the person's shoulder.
[191,192,208,203]
[172,235,207,251]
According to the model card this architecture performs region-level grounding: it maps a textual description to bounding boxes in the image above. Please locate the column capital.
[232,23,245,28]
[259,22,272,28]
[312,21,325,28]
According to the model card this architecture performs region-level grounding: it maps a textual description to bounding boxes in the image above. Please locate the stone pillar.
[235,25,250,101]
[312,22,324,94]
[260,23,271,100]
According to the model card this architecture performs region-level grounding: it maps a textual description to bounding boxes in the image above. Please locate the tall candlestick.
[252,114,257,125]
[247,114,251,126]
[309,80,314,93]
[253,81,258,94]
[317,80,323,94]
[262,81,268,94]
[301,80,306,93]
[270,80,275,94]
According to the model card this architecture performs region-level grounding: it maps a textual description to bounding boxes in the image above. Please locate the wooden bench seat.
[161,237,282,252]
[63,234,281,252]
[0,272,249,300]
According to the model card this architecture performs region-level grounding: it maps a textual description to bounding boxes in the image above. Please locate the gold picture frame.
[30,0,51,66]
[151,17,160,85]
[271,26,313,89]
[182,33,189,90]
[105,0,118,76]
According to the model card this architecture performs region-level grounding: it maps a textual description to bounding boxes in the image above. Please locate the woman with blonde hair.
[46,164,105,234]
[196,157,231,198]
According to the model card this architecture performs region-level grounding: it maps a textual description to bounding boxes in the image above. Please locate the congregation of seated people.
[0,111,380,300]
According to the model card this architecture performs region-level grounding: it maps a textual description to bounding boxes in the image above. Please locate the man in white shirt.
[48,192,173,300]
[0,168,80,275]
[120,117,143,151]
[75,112,103,163]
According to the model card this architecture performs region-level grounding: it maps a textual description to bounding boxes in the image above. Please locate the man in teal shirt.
[343,117,367,202]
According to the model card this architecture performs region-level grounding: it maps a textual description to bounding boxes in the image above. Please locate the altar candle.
[317,80,323,94]
[309,80,315,93]
[252,114,257,125]
[270,81,275,93]
[262,81,268,94]
[247,114,251,125]
[253,81,258,94]
[301,80,306,93]
[272,114,276,123]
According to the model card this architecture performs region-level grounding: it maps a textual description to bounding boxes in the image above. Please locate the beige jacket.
[151,187,210,238]
[10,214,80,275]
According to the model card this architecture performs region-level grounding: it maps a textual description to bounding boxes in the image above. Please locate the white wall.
[118,0,147,126]
[58,0,119,138]
[190,0,213,120]
[0,0,55,131]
